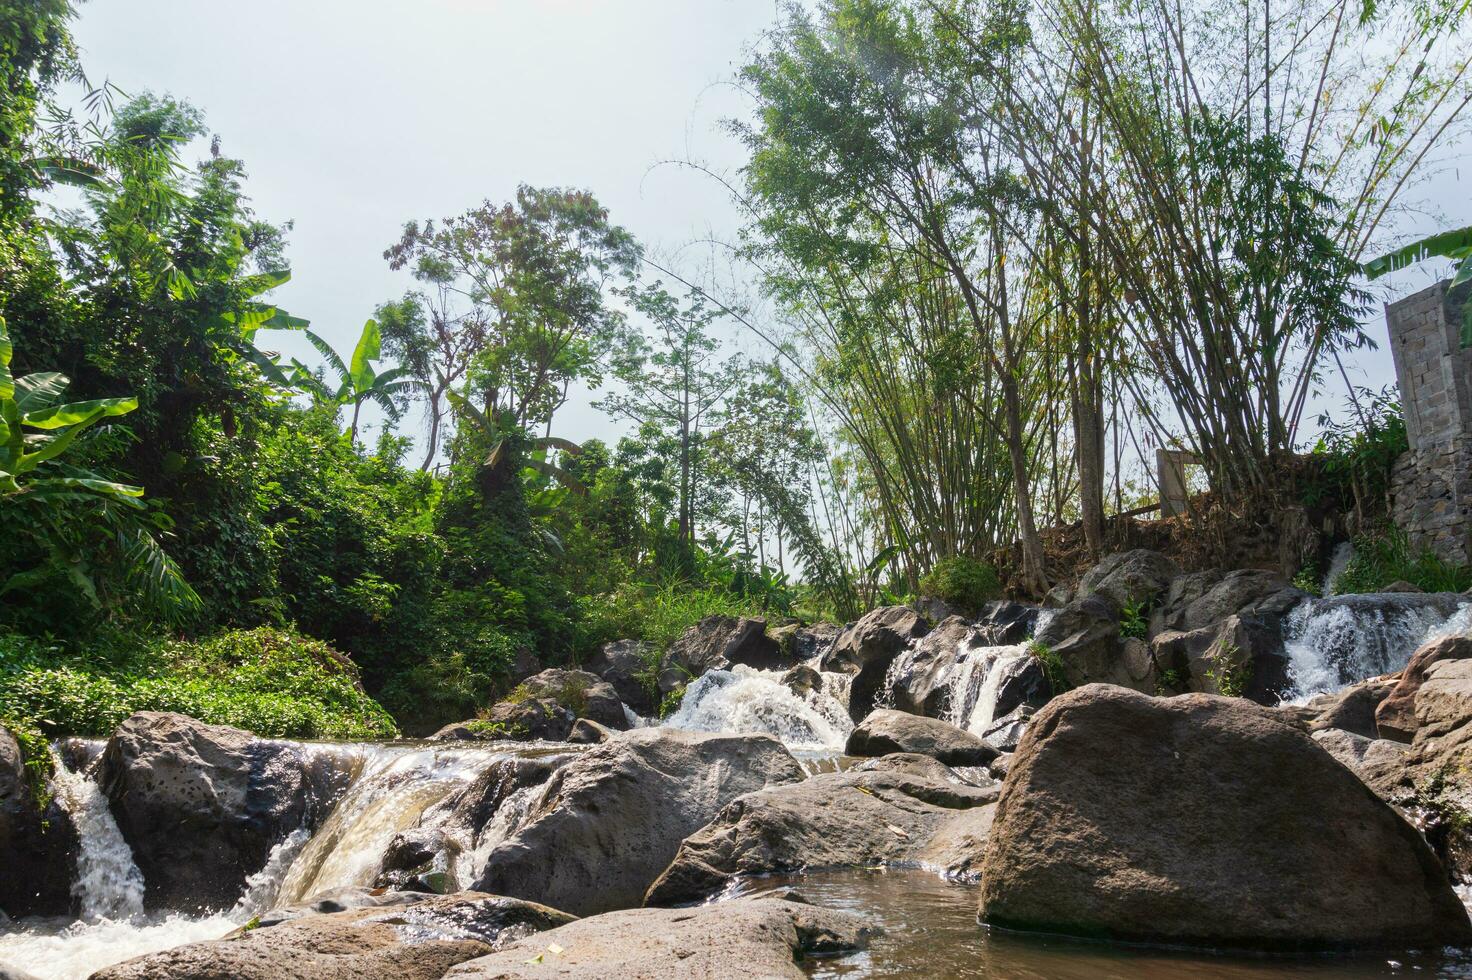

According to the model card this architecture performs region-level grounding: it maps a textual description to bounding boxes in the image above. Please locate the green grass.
[1332,527,1472,595]
[0,627,399,741]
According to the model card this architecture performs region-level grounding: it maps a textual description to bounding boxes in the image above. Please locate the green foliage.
[1,711,56,813]
[1302,389,1408,522]
[917,556,1002,615]
[1155,667,1187,696]
[658,687,685,720]
[1118,597,1151,641]
[1292,561,1324,598]
[1027,640,1069,696]
[574,581,776,656]
[0,627,399,740]
[1332,526,1472,595]
[1204,643,1248,699]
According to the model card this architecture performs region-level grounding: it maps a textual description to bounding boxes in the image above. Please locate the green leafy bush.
[1332,527,1472,595]
[574,581,774,656]
[1118,598,1151,640]
[0,626,398,740]
[918,556,1001,614]
[1027,640,1069,695]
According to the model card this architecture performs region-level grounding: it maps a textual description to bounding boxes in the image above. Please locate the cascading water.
[661,664,854,753]
[1321,541,1356,596]
[49,747,145,922]
[0,740,580,980]
[1283,595,1472,701]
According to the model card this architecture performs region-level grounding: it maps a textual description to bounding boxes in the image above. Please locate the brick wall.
[1386,280,1472,565]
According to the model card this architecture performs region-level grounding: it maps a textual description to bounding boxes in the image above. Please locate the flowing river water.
[2,592,1470,978]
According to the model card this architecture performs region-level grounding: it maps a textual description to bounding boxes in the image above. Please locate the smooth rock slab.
[444,897,872,980]
[472,727,804,916]
[92,892,575,980]
[846,709,998,767]
[978,684,1472,950]
[645,753,997,905]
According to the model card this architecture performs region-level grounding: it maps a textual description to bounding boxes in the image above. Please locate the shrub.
[1027,640,1069,695]
[1332,527,1472,595]
[574,582,771,656]
[1118,597,1151,640]
[918,556,1001,614]
[0,627,399,740]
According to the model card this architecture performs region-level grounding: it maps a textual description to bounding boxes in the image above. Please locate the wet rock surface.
[472,727,805,916]
[91,892,575,980]
[444,896,872,980]
[645,753,997,905]
[97,712,353,912]
[821,606,931,721]
[846,709,999,767]
[978,684,1472,950]
[0,727,75,918]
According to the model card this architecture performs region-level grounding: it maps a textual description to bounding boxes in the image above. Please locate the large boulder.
[973,601,1041,644]
[471,727,804,916]
[444,896,872,979]
[977,685,1472,950]
[97,712,353,912]
[516,669,628,731]
[584,640,657,716]
[846,709,998,768]
[1077,550,1179,611]
[645,754,997,905]
[1378,633,1472,742]
[0,727,75,917]
[821,606,931,721]
[92,892,575,980]
[665,616,788,676]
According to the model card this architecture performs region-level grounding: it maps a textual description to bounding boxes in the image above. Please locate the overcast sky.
[67,0,1468,457]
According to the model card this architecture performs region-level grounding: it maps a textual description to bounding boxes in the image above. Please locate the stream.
[2,592,1470,978]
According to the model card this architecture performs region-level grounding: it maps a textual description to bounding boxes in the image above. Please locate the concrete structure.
[1156,449,1200,518]
[1386,280,1472,565]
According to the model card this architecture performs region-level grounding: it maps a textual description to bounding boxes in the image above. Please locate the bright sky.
[69,0,782,447]
[67,0,1469,459]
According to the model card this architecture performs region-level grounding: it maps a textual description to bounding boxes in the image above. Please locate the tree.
[384,186,641,445]
[597,286,744,564]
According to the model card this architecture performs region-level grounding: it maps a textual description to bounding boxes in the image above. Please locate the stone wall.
[1386,280,1472,565]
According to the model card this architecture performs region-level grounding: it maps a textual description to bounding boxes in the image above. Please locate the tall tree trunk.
[420,388,444,471]
[350,399,362,445]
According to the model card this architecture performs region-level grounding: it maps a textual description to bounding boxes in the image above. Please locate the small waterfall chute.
[1283,594,1471,701]
[49,748,145,923]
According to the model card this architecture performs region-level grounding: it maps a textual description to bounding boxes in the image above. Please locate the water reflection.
[730,868,1472,979]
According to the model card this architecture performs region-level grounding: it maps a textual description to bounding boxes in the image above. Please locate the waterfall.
[1283,595,1471,701]
[660,665,854,752]
[49,748,145,923]
[1321,541,1356,595]
[274,743,494,905]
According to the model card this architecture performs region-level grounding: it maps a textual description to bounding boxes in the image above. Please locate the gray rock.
[790,622,842,661]
[1311,728,1410,774]
[666,616,789,676]
[434,756,573,846]
[646,756,997,905]
[846,709,998,768]
[981,705,1034,752]
[1172,570,1298,632]
[1078,549,1179,611]
[98,712,353,912]
[516,669,628,732]
[374,828,462,894]
[444,897,872,979]
[1377,633,1472,742]
[0,727,74,917]
[1279,676,1398,739]
[1150,614,1290,703]
[584,640,657,716]
[1033,596,1129,691]
[978,685,1472,950]
[882,616,977,717]
[566,718,614,744]
[472,727,804,916]
[973,601,1042,644]
[92,892,575,980]
[821,606,931,721]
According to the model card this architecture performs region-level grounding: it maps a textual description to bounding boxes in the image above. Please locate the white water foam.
[49,749,145,922]
[1283,597,1471,701]
[661,664,853,752]
[1321,541,1356,596]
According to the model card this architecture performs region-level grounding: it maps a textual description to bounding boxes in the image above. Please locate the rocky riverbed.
[3,550,1472,979]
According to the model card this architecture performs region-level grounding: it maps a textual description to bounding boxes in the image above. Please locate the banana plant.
[0,316,200,618]
[446,390,586,494]
[1365,225,1472,348]
[293,319,420,444]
